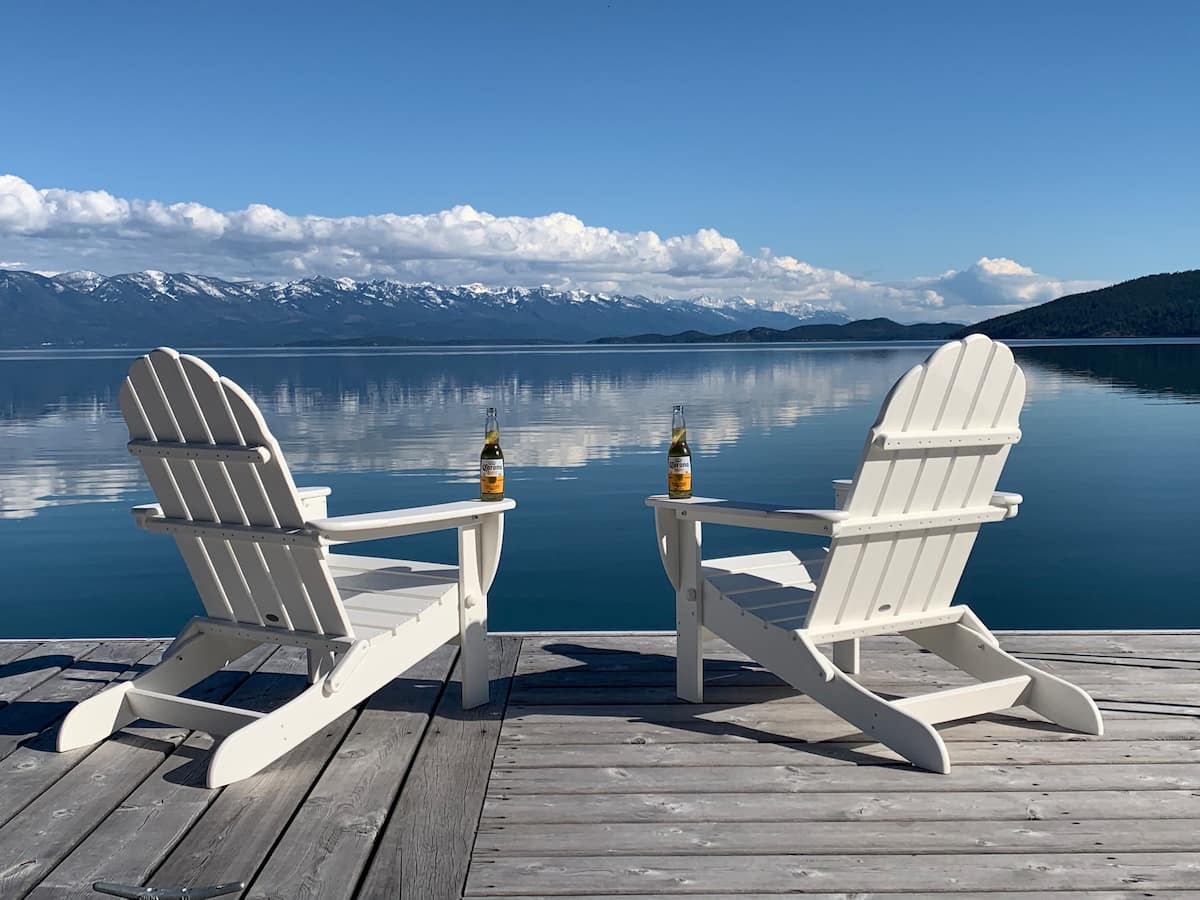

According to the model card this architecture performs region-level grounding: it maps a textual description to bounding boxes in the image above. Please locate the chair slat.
[181,356,280,527]
[217,373,334,633]
[120,376,234,621]
[128,355,217,522]
[219,377,305,528]
[149,350,266,626]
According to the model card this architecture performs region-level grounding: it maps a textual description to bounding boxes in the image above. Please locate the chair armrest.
[646,495,847,536]
[296,485,332,518]
[990,490,1022,519]
[308,498,516,544]
[832,478,852,510]
[131,503,164,529]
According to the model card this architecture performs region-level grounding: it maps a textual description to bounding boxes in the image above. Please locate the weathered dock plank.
[144,648,355,892]
[0,642,168,839]
[0,641,164,828]
[493,737,1200,768]
[480,787,1200,825]
[0,641,100,708]
[469,894,1200,900]
[354,636,521,900]
[504,680,1200,708]
[24,645,290,899]
[474,817,1200,856]
[499,710,1200,746]
[464,851,1200,895]
[0,641,39,672]
[488,762,1200,794]
[0,644,280,900]
[243,644,458,900]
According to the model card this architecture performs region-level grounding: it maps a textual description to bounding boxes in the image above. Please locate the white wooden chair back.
[121,347,351,637]
[805,334,1025,630]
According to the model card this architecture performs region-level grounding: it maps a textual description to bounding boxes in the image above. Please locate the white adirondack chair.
[57,347,514,787]
[647,335,1102,773]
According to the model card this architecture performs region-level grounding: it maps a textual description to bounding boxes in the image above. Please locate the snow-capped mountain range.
[0,269,848,346]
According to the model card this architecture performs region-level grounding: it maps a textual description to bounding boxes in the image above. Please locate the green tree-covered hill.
[963,270,1200,339]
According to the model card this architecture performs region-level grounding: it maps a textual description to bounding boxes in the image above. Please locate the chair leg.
[458,522,491,710]
[676,596,704,703]
[207,627,443,787]
[206,680,344,787]
[459,605,489,710]
[781,640,951,773]
[307,648,336,685]
[675,520,704,703]
[832,638,860,674]
[906,617,1104,736]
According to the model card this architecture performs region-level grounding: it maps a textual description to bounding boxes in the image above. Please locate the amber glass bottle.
[667,404,692,499]
[480,407,504,501]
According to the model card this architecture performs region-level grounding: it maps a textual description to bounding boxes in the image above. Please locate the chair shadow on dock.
[527,641,1104,766]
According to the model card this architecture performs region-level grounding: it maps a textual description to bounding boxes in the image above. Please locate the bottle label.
[667,456,691,494]
[481,459,504,495]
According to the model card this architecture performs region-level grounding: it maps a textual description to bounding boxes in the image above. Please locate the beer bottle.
[480,407,505,501]
[667,404,692,499]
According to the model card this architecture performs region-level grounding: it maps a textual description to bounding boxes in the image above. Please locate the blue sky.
[1,0,1197,320]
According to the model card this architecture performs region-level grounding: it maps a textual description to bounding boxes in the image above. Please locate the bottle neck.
[672,407,686,445]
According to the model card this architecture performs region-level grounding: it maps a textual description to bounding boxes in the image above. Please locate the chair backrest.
[805,334,1025,631]
[121,347,351,636]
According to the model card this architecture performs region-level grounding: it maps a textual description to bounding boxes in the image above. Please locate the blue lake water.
[1,341,1197,637]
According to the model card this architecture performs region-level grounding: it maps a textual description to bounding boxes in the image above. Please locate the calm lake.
[1,341,1197,637]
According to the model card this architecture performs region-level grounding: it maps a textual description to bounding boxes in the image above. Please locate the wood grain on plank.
[480,788,1200,825]
[504,680,1197,708]
[0,643,170,899]
[0,641,101,707]
[499,709,1200,746]
[463,894,1200,900]
[244,644,458,900]
[488,762,1200,794]
[464,851,1200,895]
[23,646,299,900]
[513,656,1200,687]
[475,817,1200,856]
[146,648,355,892]
[0,643,169,834]
[1,644,272,900]
[354,636,521,900]
[493,738,1200,768]
[0,641,165,827]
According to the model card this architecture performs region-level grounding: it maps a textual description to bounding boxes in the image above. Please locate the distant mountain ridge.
[962,270,1200,339]
[0,269,847,347]
[593,318,964,344]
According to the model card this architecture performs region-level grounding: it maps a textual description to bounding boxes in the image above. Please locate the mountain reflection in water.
[0,342,1197,635]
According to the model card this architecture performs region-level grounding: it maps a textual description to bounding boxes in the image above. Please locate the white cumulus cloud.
[0,174,1103,322]
[913,257,1104,309]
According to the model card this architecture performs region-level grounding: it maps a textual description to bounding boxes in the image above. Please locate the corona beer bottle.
[667,404,692,499]
[480,407,505,501]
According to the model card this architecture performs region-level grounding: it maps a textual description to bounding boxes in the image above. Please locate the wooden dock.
[0,631,1197,898]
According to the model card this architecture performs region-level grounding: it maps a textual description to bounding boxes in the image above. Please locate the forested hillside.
[964,271,1200,339]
